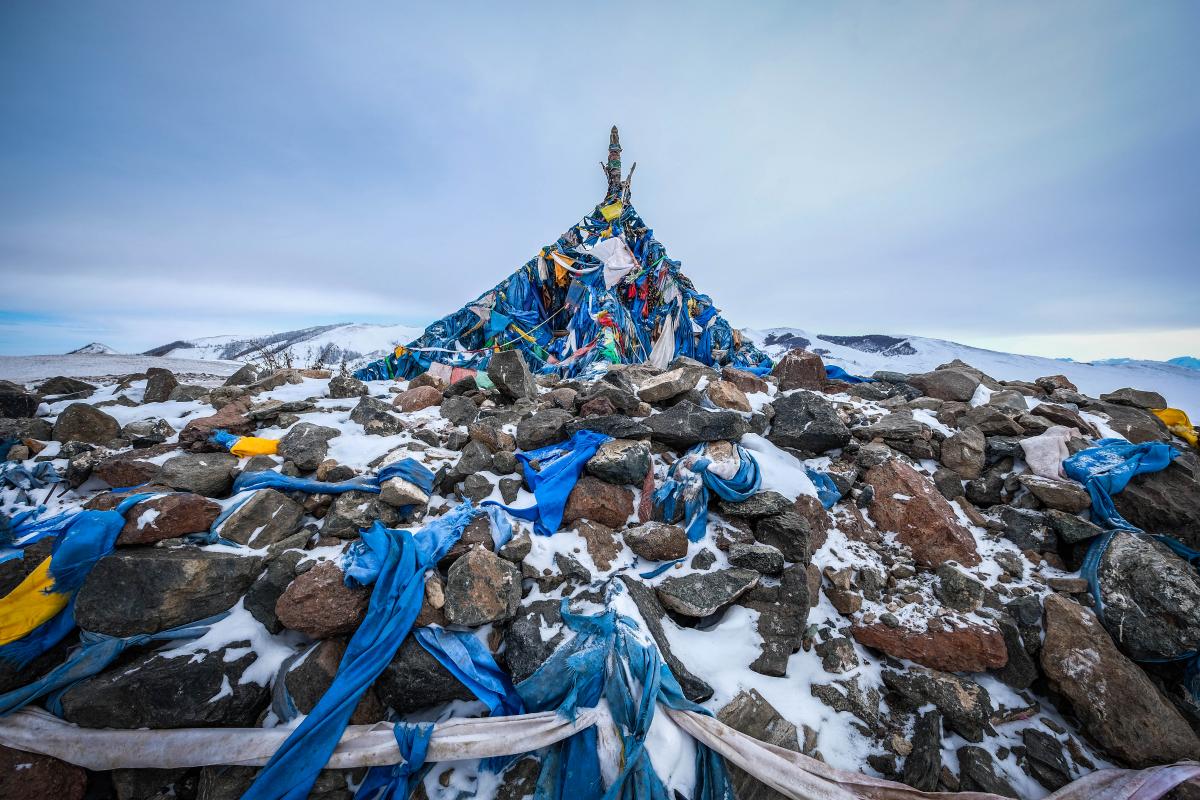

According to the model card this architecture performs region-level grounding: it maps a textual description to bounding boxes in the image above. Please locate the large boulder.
[771,349,826,391]
[586,438,650,485]
[767,392,850,454]
[882,667,993,742]
[566,414,652,440]
[75,549,263,636]
[159,452,239,497]
[865,458,980,567]
[275,561,370,638]
[563,476,634,529]
[1040,593,1200,767]
[143,367,179,403]
[637,368,701,403]
[392,385,442,412]
[1097,531,1200,661]
[1089,401,1171,444]
[655,568,760,617]
[705,379,752,412]
[36,376,96,398]
[908,368,981,402]
[218,488,305,547]
[853,619,1006,673]
[1112,451,1200,548]
[1017,473,1091,512]
[375,637,474,713]
[645,401,747,448]
[0,381,40,418]
[1101,387,1167,409]
[487,349,538,402]
[59,644,269,729]
[52,402,120,445]
[277,422,339,472]
[116,493,221,545]
[444,547,522,626]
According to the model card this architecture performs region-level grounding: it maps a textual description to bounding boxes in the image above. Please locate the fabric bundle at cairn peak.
[355,127,771,384]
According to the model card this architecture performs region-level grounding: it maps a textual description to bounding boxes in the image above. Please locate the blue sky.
[1,1,1198,360]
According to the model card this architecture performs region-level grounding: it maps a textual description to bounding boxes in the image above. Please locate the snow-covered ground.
[0,353,242,384]
[147,322,424,367]
[750,328,1200,419]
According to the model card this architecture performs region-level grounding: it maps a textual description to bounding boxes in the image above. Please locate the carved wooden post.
[603,125,623,201]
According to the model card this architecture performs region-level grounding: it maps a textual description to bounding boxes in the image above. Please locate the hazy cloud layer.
[2,1,1198,359]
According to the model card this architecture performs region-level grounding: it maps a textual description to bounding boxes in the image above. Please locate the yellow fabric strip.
[1153,408,1198,447]
[0,557,69,646]
[229,437,280,457]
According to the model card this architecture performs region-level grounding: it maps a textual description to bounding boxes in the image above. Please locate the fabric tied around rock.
[484,429,612,537]
[516,585,735,800]
[353,722,435,800]
[232,457,435,499]
[654,442,761,542]
[805,468,841,510]
[241,502,475,800]
[824,365,873,384]
[0,492,154,666]
[415,626,524,717]
[1064,438,1180,531]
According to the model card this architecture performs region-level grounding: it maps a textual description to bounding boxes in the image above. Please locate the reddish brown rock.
[275,561,370,638]
[392,385,443,413]
[179,400,252,452]
[579,395,618,418]
[705,380,752,412]
[720,366,768,395]
[574,520,621,570]
[793,494,832,551]
[94,456,163,488]
[866,459,980,567]
[1040,593,1200,767]
[563,476,634,529]
[0,745,86,800]
[852,618,1007,672]
[117,493,222,545]
[623,522,688,562]
[771,349,826,392]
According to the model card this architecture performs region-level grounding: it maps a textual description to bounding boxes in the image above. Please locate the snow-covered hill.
[144,322,423,369]
[749,328,1200,418]
[66,342,116,355]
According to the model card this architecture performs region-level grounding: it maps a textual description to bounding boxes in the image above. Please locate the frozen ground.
[0,354,242,384]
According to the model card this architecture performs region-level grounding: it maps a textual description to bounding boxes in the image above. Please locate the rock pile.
[1,352,1199,799]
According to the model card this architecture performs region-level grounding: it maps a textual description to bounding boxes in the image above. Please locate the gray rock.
[957,746,1018,797]
[60,644,268,729]
[616,575,714,702]
[645,400,748,449]
[378,475,430,509]
[908,369,980,402]
[717,490,792,519]
[882,667,993,742]
[1045,509,1104,544]
[586,439,650,485]
[941,426,986,479]
[167,384,208,402]
[932,467,965,500]
[963,405,1024,437]
[321,490,402,538]
[277,422,339,472]
[515,408,573,451]
[0,382,40,418]
[499,476,522,504]
[121,417,175,447]
[374,637,473,713]
[159,452,239,497]
[728,542,785,574]
[223,363,262,386]
[282,639,384,724]
[1017,473,1091,512]
[753,512,812,564]
[460,473,494,502]
[767,392,850,454]
[576,381,641,415]
[655,568,760,617]
[52,402,120,445]
[1112,451,1200,548]
[901,710,943,791]
[935,563,985,612]
[504,599,568,684]
[1101,387,1167,409]
[1021,729,1071,791]
[328,374,368,399]
[637,368,701,403]
[815,636,859,673]
[141,367,179,404]
[0,416,52,441]
[244,544,306,633]
[856,413,937,461]
[76,548,263,636]
[444,547,522,625]
[1097,530,1200,661]
[36,376,96,398]
[742,564,811,677]
[219,488,304,547]
[351,396,406,435]
[623,522,689,561]
[994,616,1039,690]
[487,350,538,402]
[716,689,800,800]
[565,414,652,440]
[1089,401,1171,444]
[997,506,1057,551]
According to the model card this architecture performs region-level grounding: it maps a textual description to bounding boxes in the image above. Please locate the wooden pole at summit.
[603,125,624,201]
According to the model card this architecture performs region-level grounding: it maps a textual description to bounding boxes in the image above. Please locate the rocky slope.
[1,350,1199,799]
